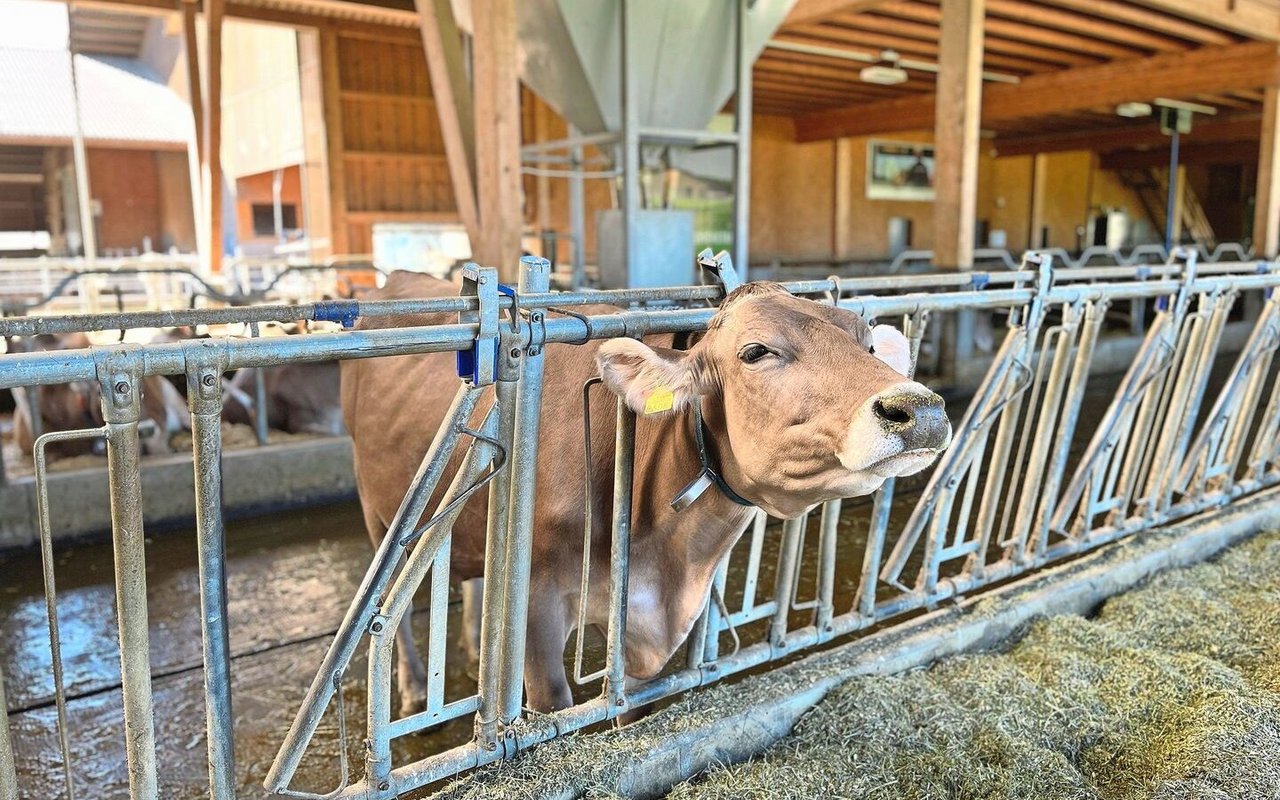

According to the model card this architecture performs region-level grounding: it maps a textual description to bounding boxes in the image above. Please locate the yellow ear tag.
[644,386,675,415]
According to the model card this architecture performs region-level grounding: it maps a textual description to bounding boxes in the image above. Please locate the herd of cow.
[4,327,344,460]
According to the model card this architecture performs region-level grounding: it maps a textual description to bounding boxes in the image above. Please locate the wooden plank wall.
[329,31,458,254]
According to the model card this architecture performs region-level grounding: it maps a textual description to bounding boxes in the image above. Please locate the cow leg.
[522,593,573,712]
[361,503,428,715]
[458,577,483,680]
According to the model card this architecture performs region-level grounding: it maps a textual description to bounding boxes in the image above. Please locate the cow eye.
[739,343,772,364]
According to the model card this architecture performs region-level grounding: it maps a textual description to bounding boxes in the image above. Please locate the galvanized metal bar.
[731,0,752,274]
[474,376,518,748]
[496,257,552,728]
[184,344,236,800]
[813,500,841,638]
[605,399,635,710]
[0,665,16,800]
[96,350,158,800]
[34,426,105,800]
[249,322,270,446]
[768,516,805,652]
[266,382,482,793]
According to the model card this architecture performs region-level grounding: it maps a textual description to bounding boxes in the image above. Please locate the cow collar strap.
[670,399,755,512]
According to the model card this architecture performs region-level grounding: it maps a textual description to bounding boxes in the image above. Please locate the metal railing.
[1,250,1278,799]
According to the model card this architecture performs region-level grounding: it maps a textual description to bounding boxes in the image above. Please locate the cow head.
[597,282,950,518]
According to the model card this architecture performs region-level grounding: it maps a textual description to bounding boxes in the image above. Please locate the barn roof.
[0,46,192,149]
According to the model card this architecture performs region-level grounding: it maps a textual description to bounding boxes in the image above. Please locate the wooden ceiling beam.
[1127,0,1280,42]
[785,0,896,26]
[984,0,1185,52]
[1099,139,1260,169]
[797,40,1280,140]
[993,115,1262,156]
[1032,0,1234,45]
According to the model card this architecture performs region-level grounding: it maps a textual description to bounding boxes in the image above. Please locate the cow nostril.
[872,398,913,426]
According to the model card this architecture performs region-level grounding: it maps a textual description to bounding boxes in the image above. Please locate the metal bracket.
[456,264,501,386]
[697,248,744,293]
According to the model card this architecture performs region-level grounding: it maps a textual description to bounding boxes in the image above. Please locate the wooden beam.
[318,29,349,253]
[833,137,854,257]
[180,0,203,166]
[413,0,478,246]
[933,0,984,270]
[797,40,1280,141]
[471,0,522,278]
[297,28,333,260]
[1035,0,1234,45]
[1097,139,1260,169]
[994,115,1262,156]
[203,0,223,273]
[1128,0,1280,41]
[785,0,895,26]
[1254,86,1280,257]
[983,0,1186,53]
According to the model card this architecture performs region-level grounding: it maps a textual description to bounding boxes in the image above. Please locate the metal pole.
[768,516,805,652]
[0,665,15,800]
[185,348,236,800]
[97,353,158,800]
[604,399,635,711]
[569,124,586,289]
[66,5,97,267]
[1165,129,1180,252]
[732,0,753,274]
[498,257,551,726]
[249,322,269,446]
[620,0,639,284]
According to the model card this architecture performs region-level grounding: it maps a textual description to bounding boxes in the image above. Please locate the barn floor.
[662,529,1280,800]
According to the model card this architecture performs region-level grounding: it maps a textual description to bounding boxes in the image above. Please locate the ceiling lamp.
[1115,102,1153,118]
[860,49,908,85]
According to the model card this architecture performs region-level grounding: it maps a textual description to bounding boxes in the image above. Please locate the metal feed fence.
[0,250,1278,799]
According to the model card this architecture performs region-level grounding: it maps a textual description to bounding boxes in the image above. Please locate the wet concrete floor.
[0,357,1239,798]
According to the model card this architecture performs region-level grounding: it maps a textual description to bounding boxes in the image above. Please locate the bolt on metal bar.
[184,344,236,800]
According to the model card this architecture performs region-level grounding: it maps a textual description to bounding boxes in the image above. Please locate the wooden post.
[203,0,224,273]
[472,0,523,278]
[180,0,205,270]
[932,0,985,270]
[297,29,333,261]
[1254,84,1280,258]
[833,137,854,259]
[415,0,479,247]
[318,29,349,254]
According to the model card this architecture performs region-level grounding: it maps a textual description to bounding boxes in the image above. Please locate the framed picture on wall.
[867,140,935,201]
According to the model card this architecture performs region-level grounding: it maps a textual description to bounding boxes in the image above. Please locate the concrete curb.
[0,437,355,549]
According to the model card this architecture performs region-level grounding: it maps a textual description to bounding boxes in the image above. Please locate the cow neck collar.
[669,398,755,512]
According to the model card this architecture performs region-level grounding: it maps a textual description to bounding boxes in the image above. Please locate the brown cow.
[221,361,345,436]
[342,274,950,714]
[9,333,191,458]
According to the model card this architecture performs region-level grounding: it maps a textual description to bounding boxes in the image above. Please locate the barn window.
[251,203,298,237]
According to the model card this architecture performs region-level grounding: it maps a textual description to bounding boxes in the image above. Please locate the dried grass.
[673,533,1280,800]
[435,533,1280,800]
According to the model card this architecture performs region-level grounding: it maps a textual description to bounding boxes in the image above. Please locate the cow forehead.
[709,288,872,346]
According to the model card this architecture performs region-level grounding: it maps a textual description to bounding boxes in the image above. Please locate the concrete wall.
[0,437,356,550]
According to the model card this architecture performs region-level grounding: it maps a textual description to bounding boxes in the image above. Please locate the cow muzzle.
[839,382,951,479]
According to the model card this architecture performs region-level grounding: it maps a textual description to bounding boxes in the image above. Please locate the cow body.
[343,272,950,714]
[9,333,190,458]
[223,361,344,436]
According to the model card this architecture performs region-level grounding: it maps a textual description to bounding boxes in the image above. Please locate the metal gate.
[1,250,1278,799]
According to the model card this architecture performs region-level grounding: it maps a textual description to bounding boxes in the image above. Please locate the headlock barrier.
[1,249,1279,799]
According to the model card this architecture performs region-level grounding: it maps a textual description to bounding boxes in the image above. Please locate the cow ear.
[871,325,912,376]
[597,339,704,416]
